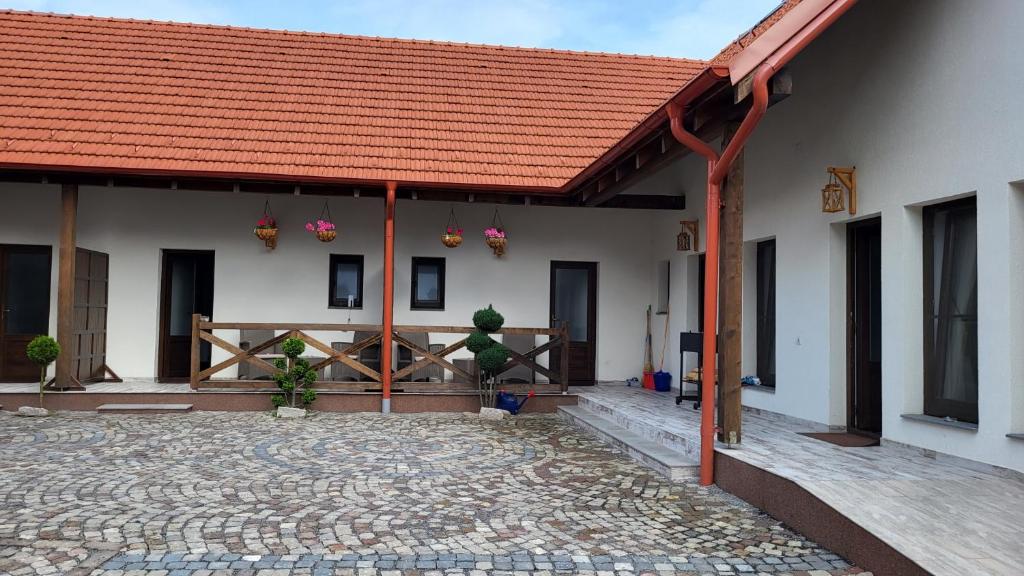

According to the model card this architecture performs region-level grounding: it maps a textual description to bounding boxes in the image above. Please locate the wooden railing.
[189,316,569,393]
[391,324,569,392]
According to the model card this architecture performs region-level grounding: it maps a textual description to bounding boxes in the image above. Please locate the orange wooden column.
[380,182,397,413]
[55,183,78,389]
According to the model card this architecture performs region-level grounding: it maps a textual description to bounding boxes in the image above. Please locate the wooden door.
[158,250,214,381]
[74,248,109,383]
[550,261,597,385]
[847,218,882,435]
[0,245,52,382]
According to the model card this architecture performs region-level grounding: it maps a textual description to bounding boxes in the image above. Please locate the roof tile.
[0,10,704,190]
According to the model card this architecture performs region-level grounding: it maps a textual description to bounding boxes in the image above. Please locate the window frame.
[922,196,978,423]
[410,256,446,310]
[756,238,777,388]
[328,254,364,309]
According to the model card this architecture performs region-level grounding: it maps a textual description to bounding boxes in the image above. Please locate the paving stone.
[0,411,859,576]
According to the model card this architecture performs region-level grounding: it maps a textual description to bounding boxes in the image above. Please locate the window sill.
[328,305,363,310]
[411,306,445,311]
[1007,433,1024,442]
[742,383,776,394]
[901,413,978,431]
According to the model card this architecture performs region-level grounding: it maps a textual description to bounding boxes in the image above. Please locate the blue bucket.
[653,371,672,392]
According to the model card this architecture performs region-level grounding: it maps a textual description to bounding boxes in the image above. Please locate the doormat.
[798,432,880,447]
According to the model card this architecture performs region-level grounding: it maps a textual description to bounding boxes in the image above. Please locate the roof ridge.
[0,9,708,64]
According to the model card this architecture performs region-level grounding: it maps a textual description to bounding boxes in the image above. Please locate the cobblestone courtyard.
[0,411,865,576]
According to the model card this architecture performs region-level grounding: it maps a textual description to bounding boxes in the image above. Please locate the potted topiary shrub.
[271,337,318,418]
[469,305,510,417]
[24,335,60,416]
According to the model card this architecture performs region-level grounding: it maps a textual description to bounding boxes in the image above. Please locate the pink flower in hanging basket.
[255,216,276,229]
[484,227,506,239]
[306,219,336,234]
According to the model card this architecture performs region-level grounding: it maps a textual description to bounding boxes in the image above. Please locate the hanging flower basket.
[254,200,278,250]
[484,209,507,257]
[306,200,337,242]
[441,208,463,248]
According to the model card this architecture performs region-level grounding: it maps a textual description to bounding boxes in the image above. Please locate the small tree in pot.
[271,337,318,417]
[469,305,510,412]
[26,335,60,411]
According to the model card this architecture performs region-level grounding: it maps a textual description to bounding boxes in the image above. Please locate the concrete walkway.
[569,384,1024,576]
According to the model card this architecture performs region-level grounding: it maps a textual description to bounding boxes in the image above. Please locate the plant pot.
[441,234,463,248]
[255,227,278,249]
[277,406,306,418]
[316,230,337,243]
[485,236,506,256]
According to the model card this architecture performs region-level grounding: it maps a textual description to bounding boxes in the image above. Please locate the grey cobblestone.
[0,411,865,575]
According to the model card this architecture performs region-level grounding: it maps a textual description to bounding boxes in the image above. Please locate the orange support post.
[381,182,397,413]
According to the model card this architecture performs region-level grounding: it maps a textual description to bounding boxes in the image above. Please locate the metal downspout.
[667,104,721,487]
[381,182,397,413]
[666,0,858,486]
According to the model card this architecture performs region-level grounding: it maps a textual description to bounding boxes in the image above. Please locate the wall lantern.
[822,166,857,215]
[677,220,699,252]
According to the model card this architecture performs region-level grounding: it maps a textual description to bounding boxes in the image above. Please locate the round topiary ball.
[26,335,60,366]
[472,305,505,332]
[282,337,305,359]
[466,330,495,354]
[477,344,510,375]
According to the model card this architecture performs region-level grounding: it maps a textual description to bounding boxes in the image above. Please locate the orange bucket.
[642,371,655,390]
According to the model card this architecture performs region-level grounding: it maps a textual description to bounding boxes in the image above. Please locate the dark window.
[756,239,776,388]
[329,255,364,308]
[923,197,978,423]
[411,257,445,310]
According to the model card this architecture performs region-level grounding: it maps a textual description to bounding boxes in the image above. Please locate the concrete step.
[575,392,702,462]
[97,403,193,414]
[559,404,698,481]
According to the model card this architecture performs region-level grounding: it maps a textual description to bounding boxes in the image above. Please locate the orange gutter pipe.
[667,0,857,486]
[381,181,397,413]
[667,101,721,488]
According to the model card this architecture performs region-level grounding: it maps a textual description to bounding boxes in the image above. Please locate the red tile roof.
[0,10,705,191]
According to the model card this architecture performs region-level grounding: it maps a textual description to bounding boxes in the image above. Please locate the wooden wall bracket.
[678,220,699,252]
[827,166,857,215]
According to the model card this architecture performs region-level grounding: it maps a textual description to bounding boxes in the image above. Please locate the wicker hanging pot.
[484,208,507,256]
[306,200,337,242]
[441,208,463,248]
[254,200,278,249]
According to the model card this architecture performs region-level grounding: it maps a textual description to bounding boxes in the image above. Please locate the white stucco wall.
[0,183,663,382]
[628,0,1024,472]
[1,0,1021,473]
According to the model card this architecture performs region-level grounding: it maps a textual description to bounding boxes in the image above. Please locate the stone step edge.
[559,405,697,480]
[97,403,193,413]
[576,393,702,457]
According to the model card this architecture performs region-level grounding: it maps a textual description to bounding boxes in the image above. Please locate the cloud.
[3,0,230,24]
[324,0,572,48]
[1,0,783,59]
[639,0,784,58]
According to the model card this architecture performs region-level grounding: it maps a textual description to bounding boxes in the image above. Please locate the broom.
[643,306,654,385]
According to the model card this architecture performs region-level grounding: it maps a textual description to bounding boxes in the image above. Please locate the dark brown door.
[847,218,882,435]
[550,261,597,385]
[0,245,52,382]
[158,250,214,381]
[74,248,109,383]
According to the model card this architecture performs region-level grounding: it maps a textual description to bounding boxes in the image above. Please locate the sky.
[3,0,782,59]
